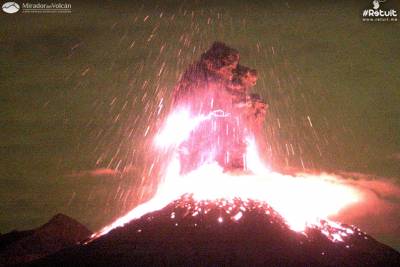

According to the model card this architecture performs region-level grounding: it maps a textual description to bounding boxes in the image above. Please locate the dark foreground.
[8,196,397,267]
[0,214,91,266]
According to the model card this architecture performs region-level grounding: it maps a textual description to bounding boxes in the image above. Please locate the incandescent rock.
[13,42,400,267]
[173,42,267,174]
[27,196,400,267]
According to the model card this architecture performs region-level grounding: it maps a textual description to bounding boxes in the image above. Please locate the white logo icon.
[372,0,385,10]
[363,0,397,21]
[2,2,20,13]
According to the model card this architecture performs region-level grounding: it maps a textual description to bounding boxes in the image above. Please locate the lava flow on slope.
[28,42,400,267]
[31,195,400,266]
[91,42,361,241]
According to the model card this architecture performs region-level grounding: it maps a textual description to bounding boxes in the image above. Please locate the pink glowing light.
[91,108,362,241]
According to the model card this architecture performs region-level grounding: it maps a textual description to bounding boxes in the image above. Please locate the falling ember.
[91,42,362,242]
[92,144,360,239]
[232,211,243,221]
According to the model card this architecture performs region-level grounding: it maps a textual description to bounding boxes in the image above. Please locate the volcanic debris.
[27,196,400,267]
[173,42,267,174]
[4,43,400,267]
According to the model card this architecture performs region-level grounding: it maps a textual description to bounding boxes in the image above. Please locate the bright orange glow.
[154,108,231,149]
[154,108,205,148]
[91,109,362,241]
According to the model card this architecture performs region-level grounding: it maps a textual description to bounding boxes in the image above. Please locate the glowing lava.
[92,109,361,241]
[91,43,363,243]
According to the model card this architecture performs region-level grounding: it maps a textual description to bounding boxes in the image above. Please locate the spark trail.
[91,43,361,243]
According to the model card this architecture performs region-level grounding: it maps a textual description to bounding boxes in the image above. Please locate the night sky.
[0,1,399,249]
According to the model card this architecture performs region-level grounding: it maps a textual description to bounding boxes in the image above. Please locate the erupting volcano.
[92,42,360,240]
[26,43,400,266]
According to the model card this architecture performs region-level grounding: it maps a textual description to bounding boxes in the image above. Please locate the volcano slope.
[28,196,400,267]
[0,214,91,266]
[24,43,400,266]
